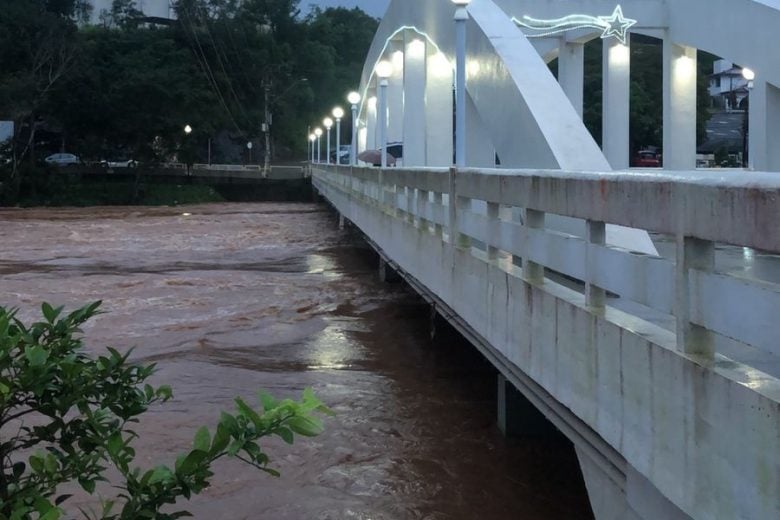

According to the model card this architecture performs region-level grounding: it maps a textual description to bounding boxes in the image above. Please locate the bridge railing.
[315,164,780,367]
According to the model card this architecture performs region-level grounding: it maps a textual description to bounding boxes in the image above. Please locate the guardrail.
[313,162,780,520]
[315,164,780,364]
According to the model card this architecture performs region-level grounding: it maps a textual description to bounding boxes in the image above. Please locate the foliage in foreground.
[0,302,331,519]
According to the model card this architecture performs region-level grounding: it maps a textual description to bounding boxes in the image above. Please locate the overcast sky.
[304,0,390,17]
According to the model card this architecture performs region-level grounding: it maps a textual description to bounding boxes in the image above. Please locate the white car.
[100,159,138,168]
[45,153,80,167]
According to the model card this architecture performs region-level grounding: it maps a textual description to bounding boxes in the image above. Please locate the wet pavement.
[0,204,592,519]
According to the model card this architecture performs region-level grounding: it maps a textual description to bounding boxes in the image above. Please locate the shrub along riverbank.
[0,167,224,207]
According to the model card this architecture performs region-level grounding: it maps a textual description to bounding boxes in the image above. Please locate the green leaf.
[156,385,173,400]
[41,302,63,324]
[40,508,62,520]
[25,345,48,367]
[286,416,324,437]
[175,450,208,476]
[29,454,44,473]
[107,432,124,457]
[193,426,210,452]
[219,411,239,434]
[147,466,174,485]
[78,478,96,494]
[276,426,294,445]
[235,397,262,429]
[210,424,230,455]
[12,462,25,478]
[259,391,278,412]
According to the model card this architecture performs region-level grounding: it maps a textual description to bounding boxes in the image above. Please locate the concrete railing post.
[404,186,415,225]
[524,209,545,283]
[417,189,429,231]
[448,168,471,249]
[586,220,607,309]
[675,235,715,359]
[433,192,444,238]
[487,202,500,261]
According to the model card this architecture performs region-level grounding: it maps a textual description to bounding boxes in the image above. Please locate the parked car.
[329,145,351,165]
[100,158,138,168]
[632,149,662,168]
[44,153,81,167]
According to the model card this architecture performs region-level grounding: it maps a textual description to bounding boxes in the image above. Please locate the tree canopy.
[0,0,379,170]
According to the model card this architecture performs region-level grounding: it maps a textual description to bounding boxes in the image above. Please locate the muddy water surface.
[0,204,592,519]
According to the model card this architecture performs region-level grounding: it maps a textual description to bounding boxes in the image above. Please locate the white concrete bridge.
[310,1,780,518]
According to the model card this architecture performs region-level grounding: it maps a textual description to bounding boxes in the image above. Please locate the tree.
[0,0,78,180]
[0,302,331,519]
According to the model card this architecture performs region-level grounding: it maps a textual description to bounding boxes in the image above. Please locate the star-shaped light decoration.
[513,4,637,44]
[598,5,636,44]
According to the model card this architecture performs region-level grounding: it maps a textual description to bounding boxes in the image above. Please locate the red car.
[632,150,662,168]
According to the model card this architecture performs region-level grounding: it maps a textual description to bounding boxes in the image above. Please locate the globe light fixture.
[375,60,394,79]
[184,125,193,134]
[742,68,756,82]
[348,91,361,105]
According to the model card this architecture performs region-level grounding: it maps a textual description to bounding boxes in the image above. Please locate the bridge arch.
[356,0,780,171]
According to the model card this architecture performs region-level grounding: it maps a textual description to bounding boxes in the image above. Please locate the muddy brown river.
[0,203,592,519]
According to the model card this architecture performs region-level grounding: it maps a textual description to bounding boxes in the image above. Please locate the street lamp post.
[315,128,323,163]
[452,0,471,168]
[348,92,361,165]
[333,107,345,165]
[375,60,393,167]
[324,117,334,165]
[309,134,316,163]
[183,125,193,176]
[742,68,755,169]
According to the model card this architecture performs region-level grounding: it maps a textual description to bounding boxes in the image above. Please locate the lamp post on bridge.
[333,107,345,165]
[315,127,323,163]
[742,67,755,169]
[348,91,361,166]
[309,133,316,163]
[452,0,471,168]
[324,117,334,165]
[375,60,393,167]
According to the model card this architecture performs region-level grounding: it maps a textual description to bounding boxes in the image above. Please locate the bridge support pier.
[497,374,558,438]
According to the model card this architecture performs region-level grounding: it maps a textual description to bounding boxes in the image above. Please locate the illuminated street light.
[309,133,316,163]
[324,117,334,165]
[315,127,323,163]
[333,107,345,165]
[348,92,361,165]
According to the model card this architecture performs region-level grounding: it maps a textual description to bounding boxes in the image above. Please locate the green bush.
[0,302,331,519]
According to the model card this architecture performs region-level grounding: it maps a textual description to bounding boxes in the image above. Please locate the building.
[86,0,174,25]
[708,59,750,110]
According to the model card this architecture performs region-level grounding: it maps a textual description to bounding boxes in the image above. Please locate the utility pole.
[264,79,272,177]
